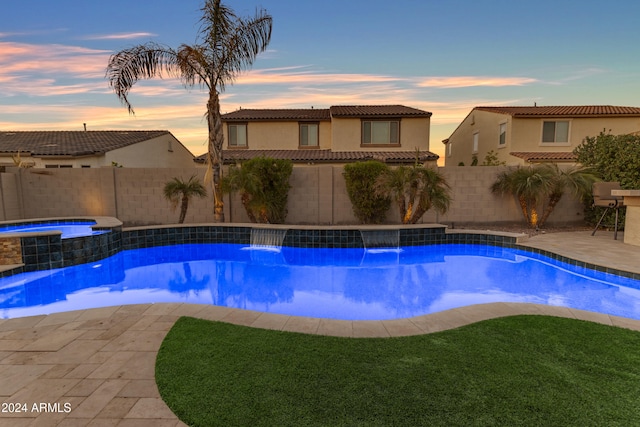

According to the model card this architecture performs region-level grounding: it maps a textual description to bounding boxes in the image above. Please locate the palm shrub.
[343,161,391,224]
[222,157,293,223]
[491,163,599,228]
[375,161,451,224]
[163,175,207,224]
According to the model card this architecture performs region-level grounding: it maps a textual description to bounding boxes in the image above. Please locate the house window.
[542,121,569,143]
[299,123,319,147]
[228,123,247,147]
[472,132,479,153]
[499,123,507,146]
[44,164,73,168]
[447,142,452,157]
[362,120,400,145]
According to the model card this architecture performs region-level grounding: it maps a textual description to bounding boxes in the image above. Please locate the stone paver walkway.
[1,230,639,426]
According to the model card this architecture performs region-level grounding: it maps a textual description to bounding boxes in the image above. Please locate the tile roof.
[0,131,171,156]
[195,149,438,164]
[221,109,331,121]
[475,105,640,117]
[509,152,577,162]
[329,105,432,118]
[221,105,432,121]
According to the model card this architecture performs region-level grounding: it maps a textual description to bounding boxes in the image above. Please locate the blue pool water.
[1,243,639,320]
[0,221,105,239]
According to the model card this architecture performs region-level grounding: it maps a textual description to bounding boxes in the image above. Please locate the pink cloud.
[83,32,158,40]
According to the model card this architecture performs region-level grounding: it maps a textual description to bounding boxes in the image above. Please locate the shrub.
[573,132,640,227]
[343,161,391,224]
[223,157,293,223]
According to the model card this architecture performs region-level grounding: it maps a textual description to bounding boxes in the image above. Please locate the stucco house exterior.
[0,130,196,168]
[443,105,640,166]
[195,105,438,165]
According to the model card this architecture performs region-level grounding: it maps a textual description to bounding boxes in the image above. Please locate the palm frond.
[106,43,182,114]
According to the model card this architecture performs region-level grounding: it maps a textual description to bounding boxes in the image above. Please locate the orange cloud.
[416,76,537,88]
[236,67,402,85]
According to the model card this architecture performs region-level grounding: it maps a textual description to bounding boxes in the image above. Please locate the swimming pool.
[1,243,639,320]
[0,221,106,239]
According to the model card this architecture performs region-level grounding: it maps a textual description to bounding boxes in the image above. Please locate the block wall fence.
[0,166,586,226]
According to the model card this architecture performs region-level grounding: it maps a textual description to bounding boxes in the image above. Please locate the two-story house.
[443,105,640,166]
[195,105,438,165]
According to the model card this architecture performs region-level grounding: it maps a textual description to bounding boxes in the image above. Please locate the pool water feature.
[1,243,639,321]
[0,221,106,239]
[360,229,400,249]
[250,228,287,250]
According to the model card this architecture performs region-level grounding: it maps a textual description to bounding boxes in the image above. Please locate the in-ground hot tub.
[0,217,123,275]
[0,220,107,239]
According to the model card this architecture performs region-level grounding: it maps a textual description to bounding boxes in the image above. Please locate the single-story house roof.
[195,149,438,165]
[0,130,173,157]
[509,152,577,163]
[473,105,640,117]
[221,105,432,121]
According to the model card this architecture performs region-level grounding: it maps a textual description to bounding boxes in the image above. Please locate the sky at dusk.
[2,0,640,160]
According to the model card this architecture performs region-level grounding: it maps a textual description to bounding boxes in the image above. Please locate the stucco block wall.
[113,168,215,225]
[1,165,586,227]
[0,172,22,220]
[18,168,117,218]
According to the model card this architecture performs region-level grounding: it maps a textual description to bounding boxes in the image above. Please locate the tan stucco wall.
[105,134,196,168]
[224,121,332,150]
[330,117,430,152]
[223,116,431,153]
[445,110,512,166]
[510,116,640,155]
[446,110,640,166]
[3,165,585,226]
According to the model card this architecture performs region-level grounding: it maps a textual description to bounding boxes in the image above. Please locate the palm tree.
[222,163,265,223]
[491,166,554,228]
[163,175,207,224]
[222,157,293,224]
[491,163,599,228]
[375,161,451,225]
[537,163,599,228]
[106,0,272,222]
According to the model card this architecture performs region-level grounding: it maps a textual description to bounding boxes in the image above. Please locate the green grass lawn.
[156,315,640,426]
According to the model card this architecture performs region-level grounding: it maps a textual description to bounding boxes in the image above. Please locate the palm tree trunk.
[395,197,407,225]
[179,195,189,224]
[538,193,562,228]
[207,90,225,223]
[410,200,431,224]
[403,201,413,224]
[517,196,530,225]
[529,205,539,228]
[241,192,257,223]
